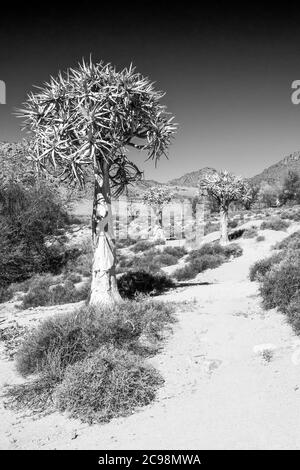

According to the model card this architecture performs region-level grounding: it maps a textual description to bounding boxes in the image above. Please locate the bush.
[16,300,175,379]
[21,275,90,309]
[116,237,136,249]
[0,182,71,285]
[173,242,243,281]
[242,227,258,239]
[54,346,163,423]
[249,253,283,282]
[260,217,290,231]
[0,286,13,303]
[256,235,265,242]
[172,264,199,281]
[286,294,300,334]
[222,243,243,259]
[65,273,82,283]
[259,254,300,312]
[118,271,174,299]
[273,231,300,251]
[131,239,164,253]
[162,246,187,258]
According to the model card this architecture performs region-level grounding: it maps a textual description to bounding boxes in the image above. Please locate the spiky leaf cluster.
[143,186,173,211]
[199,170,251,209]
[18,60,177,193]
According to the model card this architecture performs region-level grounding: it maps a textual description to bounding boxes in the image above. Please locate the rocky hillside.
[167,167,216,187]
[249,151,300,188]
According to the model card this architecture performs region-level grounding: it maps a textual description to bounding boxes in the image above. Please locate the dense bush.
[249,253,283,281]
[260,217,290,231]
[162,246,187,258]
[286,294,300,334]
[21,274,90,309]
[54,345,163,423]
[173,242,243,280]
[273,231,300,251]
[118,271,174,299]
[131,239,164,253]
[258,252,300,312]
[0,182,72,286]
[115,237,136,249]
[16,300,175,379]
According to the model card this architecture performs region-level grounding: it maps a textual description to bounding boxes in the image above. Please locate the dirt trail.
[1,227,300,449]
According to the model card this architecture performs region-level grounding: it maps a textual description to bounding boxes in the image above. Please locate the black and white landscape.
[1,3,300,452]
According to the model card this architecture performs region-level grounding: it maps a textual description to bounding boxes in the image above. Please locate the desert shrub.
[260,217,290,231]
[286,294,300,334]
[228,219,238,229]
[0,183,71,285]
[116,248,177,274]
[259,254,300,312]
[0,286,13,303]
[204,222,219,235]
[256,235,265,242]
[222,243,243,259]
[242,227,258,239]
[21,275,90,309]
[172,264,199,281]
[16,300,175,379]
[65,273,82,283]
[54,346,163,423]
[173,242,242,281]
[118,271,174,299]
[63,241,93,277]
[249,252,283,282]
[131,239,164,253]
[154,252,178,266]
[116,237,136,249]
[162,246,187,258]
[273,231,300,251]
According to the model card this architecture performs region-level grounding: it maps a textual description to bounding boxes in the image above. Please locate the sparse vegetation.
[54,346,163,423]
[21,274,90,309]
[242,226,258,239]
[173,242,243,280]
[260,217,290,231]
[7,299,176,421]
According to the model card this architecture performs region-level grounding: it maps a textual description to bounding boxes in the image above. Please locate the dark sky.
[1,3,300,182]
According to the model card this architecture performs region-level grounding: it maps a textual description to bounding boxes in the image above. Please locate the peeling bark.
[89,158,122,306]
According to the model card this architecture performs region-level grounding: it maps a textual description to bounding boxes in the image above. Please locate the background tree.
[242,183,259,210]
[279,170,300,205]
[199,170,251,245]
[258,182,280,208]
[19,60,177,306]
[143,186,173,240]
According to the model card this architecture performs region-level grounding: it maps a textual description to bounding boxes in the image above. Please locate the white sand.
[1,226,300,449]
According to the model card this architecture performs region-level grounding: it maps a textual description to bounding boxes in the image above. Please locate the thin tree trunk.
[220,206,229,245]
[89,158,122,307]
[152,208,165,240]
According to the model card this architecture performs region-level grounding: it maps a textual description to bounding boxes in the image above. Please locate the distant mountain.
[249,151,300,188]
[167,167,216,187]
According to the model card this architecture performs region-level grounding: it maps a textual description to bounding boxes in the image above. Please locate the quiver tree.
[19,60,177,305]
[143,186,173,240]
[199,170,251,245]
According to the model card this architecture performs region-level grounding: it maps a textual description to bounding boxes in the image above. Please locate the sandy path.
[1,227,300,449]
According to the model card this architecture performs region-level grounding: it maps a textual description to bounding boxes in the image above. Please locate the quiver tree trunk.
[89,159,122,306]
[219,206,229,245]
[152,207,165,241]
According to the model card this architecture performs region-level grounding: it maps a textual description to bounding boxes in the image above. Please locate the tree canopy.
[18,60,177,195]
